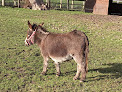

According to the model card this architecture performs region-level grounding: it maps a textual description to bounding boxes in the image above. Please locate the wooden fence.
[53,0,85,11]
[0,0,85,11]
[0,0,20,7]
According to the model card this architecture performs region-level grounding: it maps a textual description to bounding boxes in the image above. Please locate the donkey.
[25,21,89,82]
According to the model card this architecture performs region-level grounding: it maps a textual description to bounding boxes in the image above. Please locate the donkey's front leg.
[41,57,49,75]
[54,62,61,77]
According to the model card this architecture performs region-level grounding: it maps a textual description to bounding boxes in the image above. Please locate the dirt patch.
[72,14,122,23]
[71,14,122,31]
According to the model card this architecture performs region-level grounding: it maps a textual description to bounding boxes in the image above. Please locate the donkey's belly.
[50,55,72,63]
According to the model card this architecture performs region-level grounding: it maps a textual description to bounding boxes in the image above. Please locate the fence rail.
[0,0,21,7]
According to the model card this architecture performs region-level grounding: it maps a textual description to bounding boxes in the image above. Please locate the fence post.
[14,0,17,6]
[18,0,20,8]
[48,0,50,9]
[83,1,85,10]
[60,0,62,9]
[46,0,50,9]
[71,0,74,9]
[67,0,69,10]
[2,0,5,6]
[46,0,48,6]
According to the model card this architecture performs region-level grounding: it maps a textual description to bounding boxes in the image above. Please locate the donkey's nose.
[25,40,28,46]
[25,38,29,46]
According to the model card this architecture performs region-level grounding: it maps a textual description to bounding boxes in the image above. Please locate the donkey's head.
[25,21,49,46]
[25,21,38,46]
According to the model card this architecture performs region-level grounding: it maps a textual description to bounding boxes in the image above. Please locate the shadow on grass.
[88,63,122,81]
[48,70,76,76]
[44,63,122,82]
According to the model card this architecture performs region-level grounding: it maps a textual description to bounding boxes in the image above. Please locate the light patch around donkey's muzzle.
[25,37,29,46]
[25,31,36,46]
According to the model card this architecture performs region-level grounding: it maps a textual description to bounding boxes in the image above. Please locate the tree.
[29,0,42,10]
[23,0,46,10]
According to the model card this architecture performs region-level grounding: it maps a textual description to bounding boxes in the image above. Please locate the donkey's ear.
[28,21,32,30]
[39,22,44,26]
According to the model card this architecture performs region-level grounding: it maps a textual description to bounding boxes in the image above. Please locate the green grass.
[0,7,122,92]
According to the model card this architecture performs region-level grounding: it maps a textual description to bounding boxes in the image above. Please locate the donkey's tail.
[84,34,89,73]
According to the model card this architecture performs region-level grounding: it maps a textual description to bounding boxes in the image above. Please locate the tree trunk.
[2,0,5,6]
[23,0,32,9]
[23,0,47,10]
[29,0,43,10]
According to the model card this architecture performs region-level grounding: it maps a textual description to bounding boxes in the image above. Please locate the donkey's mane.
[38,25,48,32]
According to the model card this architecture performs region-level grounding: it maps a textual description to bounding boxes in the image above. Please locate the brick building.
[85,0,122,15]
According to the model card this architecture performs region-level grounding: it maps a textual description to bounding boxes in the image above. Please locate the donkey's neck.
[35,33,49,46]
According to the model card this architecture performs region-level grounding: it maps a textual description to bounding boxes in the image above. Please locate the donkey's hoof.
[73,76,78,80]
[56,75,60,77]
[41,72,46,75]
[56,73,60,77]
[80,79,86,82]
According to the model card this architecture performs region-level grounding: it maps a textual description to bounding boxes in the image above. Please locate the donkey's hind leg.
[80,62,86,82]
[73,63,81,80]
[73,55,82,80]
[73,54,86,82]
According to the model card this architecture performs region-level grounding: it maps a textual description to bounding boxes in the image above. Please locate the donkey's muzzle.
[25,38,30,46]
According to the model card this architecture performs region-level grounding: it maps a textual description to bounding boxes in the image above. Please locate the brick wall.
[93,0,109,15]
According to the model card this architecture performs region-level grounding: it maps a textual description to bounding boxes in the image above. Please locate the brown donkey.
[25,21,89,82]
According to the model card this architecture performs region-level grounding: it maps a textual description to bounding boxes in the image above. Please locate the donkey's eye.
[28,31,33,35]
[29,33,31,35]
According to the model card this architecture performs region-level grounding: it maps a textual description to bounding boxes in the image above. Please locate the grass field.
[0,7,122,92]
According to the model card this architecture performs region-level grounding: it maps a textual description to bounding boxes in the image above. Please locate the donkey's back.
[43,30,88,58]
